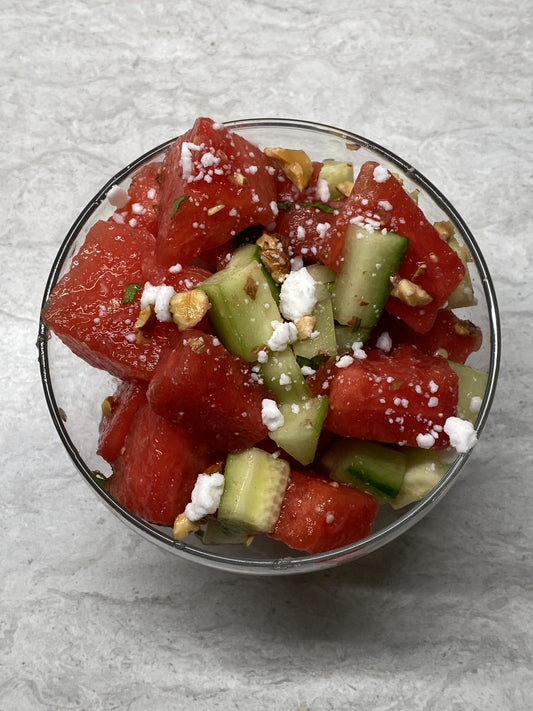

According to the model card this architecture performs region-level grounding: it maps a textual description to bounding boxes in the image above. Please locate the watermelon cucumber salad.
[42,117,488,555]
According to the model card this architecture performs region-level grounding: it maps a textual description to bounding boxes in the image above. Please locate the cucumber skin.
[321,438,407,500]
[332,227,409,330]
[217,448,290,535]
[269,396,329,466]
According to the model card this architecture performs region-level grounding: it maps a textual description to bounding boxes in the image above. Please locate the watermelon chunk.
[97,380,147,464]
[148,330,269,451]
[106,402,218,526]
[41,220,179,381]
[156,117,279,267]
[325,161,466,333]
[269,470,379,554]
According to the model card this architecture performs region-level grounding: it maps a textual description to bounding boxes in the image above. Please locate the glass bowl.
[37,118,500,575]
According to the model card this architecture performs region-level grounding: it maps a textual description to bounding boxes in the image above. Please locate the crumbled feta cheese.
[428,396,439,408]
[469,396,482,414]
[373,164,390,183]
[316,178,330,202]
[376,331,392,352]
[131,202,145,215]
[180,141,201,180]
[416,432,436,449]
[261,398,285,432]
[429,380,439,393]
[256,349,269,363]
[279,373,291,386]
[300,365,316,376]
[279,268,318,322]
[169,263,183,274]
[184,472,225,522]
[267,320,298,351]
[336,355,354,368]
[351,341,367,359]
[290,256,304,272]
[444,416,477,453]
[378,200,393,211]
[107,185,130,208]
[140,282,176,322]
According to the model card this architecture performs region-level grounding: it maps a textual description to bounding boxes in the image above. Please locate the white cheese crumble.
[376,331,392,352]
[316,177,330,202]
[300,365,316,376]
[351,341,367,359]
[279,267,318,322]
[169,263,183,274]
[184,472,225,522]
[180,141,201,180]
[267,320,298,351]
[261,398,285,432]
[140,282,176,322]
[416,432,436,449]
[373,164,390,183]
[107,185,130,208]
[256,349,269,363]
[469,396,482,414]
[336,355,354,368]
[443,416,477,453]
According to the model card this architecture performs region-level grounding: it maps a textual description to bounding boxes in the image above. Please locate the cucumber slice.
[200,249,281,362]
[335,323,373,353]
[318,159,354,199]
[197,518,251,546]
[390,447,452,510]
[268,396,329,466]
[293,282,337,361]
[321,438,407,500]
[260,348,310,404]
[448,360,488,424]
[332,226,409,330]
[217,448,290,535]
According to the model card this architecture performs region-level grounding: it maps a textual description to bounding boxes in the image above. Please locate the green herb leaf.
[276,201,293,212]
[122,282,141,304]
[171,195,190,217]
[297,201,336,214]
[152,204,159,214]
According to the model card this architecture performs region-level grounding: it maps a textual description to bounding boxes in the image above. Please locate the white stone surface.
[1,0,532,709]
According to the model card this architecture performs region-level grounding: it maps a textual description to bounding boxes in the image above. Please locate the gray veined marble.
[1,0,532,709]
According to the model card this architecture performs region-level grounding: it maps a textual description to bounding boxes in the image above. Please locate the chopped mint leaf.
[152,204,159,214]
[276,201,292,212]
[298,201,336,214]
[122,282,141,304]
[172,195,190,217]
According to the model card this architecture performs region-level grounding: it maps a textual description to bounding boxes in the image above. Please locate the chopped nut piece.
[335,181,354,197]
[264,146,313,191]
[170,290,211,331]
[207,203,225,216]
[245,534,255,547]
[173,513,200,539]
[101,396,113,417]
[257,232,291,283]
[135,304,154,330]
[434,220,455,241]
[134,304,156,343]
[186,335,207,353]
[230,172,247,186]
[295,315,317,340]
[411,262,428,280]
[391,278,433,306]
[454,320,476,337]
[345,142,361,151]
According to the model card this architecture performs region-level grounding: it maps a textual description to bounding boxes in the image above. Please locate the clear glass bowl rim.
[37,117,501,575]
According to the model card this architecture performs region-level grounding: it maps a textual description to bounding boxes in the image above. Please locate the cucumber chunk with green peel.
[318,159,354,199]
[217,448,290,535]
[259,349,310,403]
[293,282,337,362]
[197,518,251,546]
[335,323,373,352]
[268,396,329,466]
[321,438,407,500]
[199,247,281,362]
[448,361,488,424]
[390,447,453,510]
[332,226,409,330]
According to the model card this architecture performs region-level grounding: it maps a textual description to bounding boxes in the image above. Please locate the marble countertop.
[2,0,531,708]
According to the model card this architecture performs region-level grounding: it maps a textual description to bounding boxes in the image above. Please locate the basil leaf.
[171,195,190,217]
[122,282,142,304]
